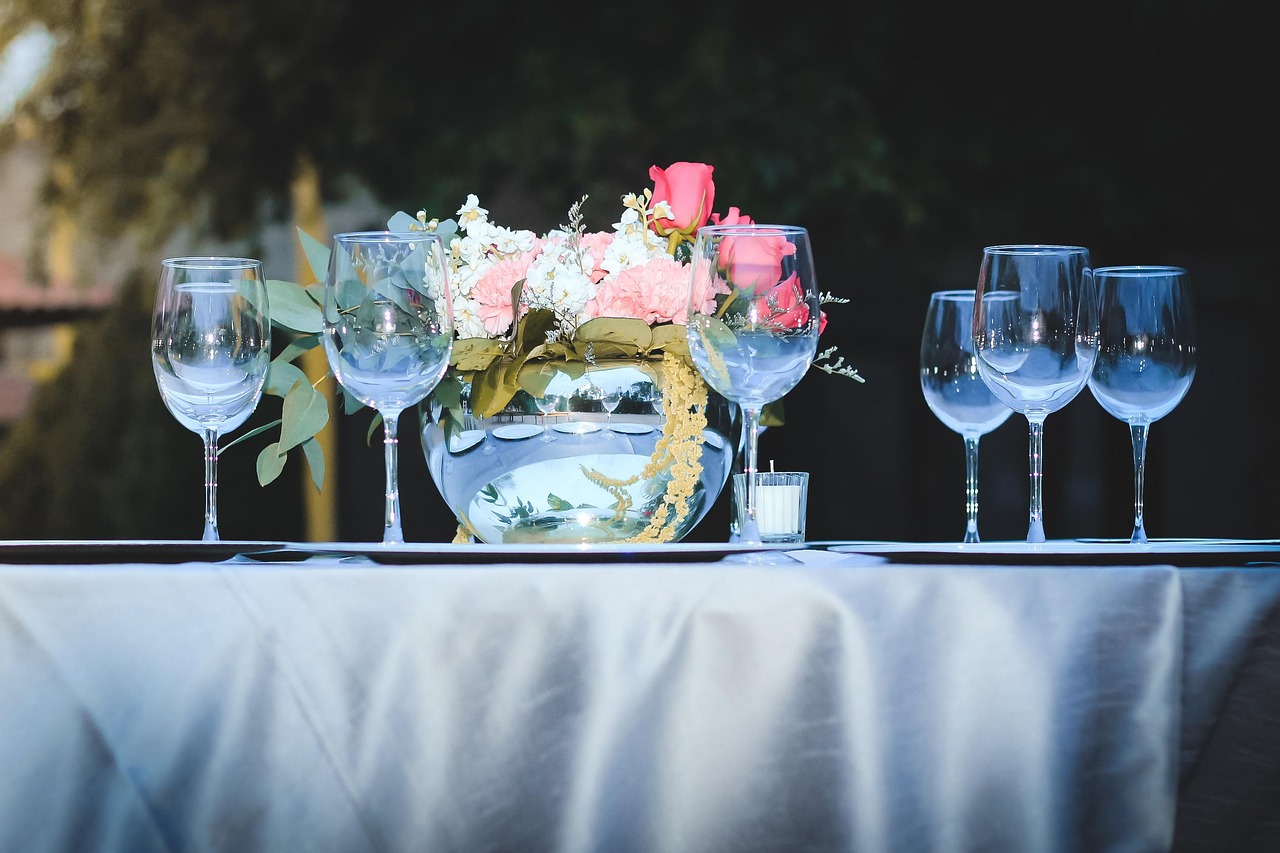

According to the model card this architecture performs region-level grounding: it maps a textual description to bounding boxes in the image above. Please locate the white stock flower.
[456,195,488,228]
[451,294,489,339]
[524,254,593,334]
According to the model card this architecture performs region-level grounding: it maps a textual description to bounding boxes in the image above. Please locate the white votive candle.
[756,484,802,536]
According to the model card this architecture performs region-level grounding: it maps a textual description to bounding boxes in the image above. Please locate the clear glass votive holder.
[732,471,809,543]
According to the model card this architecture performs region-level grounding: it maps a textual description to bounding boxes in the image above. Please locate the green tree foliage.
[0,271,306,539]
[0,0,1273,539]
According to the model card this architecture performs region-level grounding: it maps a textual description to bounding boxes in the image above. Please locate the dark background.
[1,0,1275,543]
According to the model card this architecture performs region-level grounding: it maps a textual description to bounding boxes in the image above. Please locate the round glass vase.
[419,355,740,544]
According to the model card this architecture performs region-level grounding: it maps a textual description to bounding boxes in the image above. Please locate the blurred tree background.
[0,0,1274,542]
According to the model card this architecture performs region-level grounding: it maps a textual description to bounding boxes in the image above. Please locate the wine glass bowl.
[687,224,821,545]
[972,244,1097,543]
[920,289,1014,543]
[151,257,270,541]
[322,231,453,544]
[1087,265,1197,543]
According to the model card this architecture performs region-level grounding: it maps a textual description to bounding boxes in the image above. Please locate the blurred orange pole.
[290,153,337,541]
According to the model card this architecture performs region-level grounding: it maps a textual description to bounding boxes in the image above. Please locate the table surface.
[2,538,1278,853]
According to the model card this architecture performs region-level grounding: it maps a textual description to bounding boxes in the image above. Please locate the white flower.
[451,294,489,339]
[456,194,488,228]
[524,254,594,335]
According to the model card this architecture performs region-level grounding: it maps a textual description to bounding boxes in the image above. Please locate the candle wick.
[770,459,775,473]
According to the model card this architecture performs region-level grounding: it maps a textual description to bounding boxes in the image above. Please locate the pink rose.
[710,207,754,227]
[649,162,715,237]
[721,227,796,296]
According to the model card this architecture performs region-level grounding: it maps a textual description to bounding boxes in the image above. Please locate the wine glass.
[322,231,454,545]
[920,289,1014,543]
[151,257,271,542]
[687,224,822,545]
[1087,266,1197,544]
[535,372,573,442]
[973,244,1097,543]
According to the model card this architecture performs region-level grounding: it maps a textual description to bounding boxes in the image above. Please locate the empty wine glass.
[1088,266,1197,544]
[151,257,270,541]
[534,372,574,442]
[322,231,454,545]
[687,224,821,545]
[920,289,1014,543]
[973,244,1097,543]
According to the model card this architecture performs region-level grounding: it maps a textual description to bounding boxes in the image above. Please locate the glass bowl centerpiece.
[256,162,860,544]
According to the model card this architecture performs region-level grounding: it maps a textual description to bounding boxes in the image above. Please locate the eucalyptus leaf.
[266,279,324,333]
[265,359,308,397]
[301,437,325,492]
[257,441,287,486]
[761,400,786,427]
[280,383,330,453]
[387,211,420,231]
[546,493,573,511]
[372,276,414,315]
[365,413,383,446]
[297,227,332,283]
[336,278,366,312]
[275,333,321,365]
[431,218,460,245]
[220,419,283,454]
[342,385,366,414]
[691,314,737,349]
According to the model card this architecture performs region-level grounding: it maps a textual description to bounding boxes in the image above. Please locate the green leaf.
[336,278,367,312]
[451,337,507,372]
[546,493,573,511]
[387,211,420,231]
[275,332,321,365]
[470,358,520,418]
[280,383,330,453]
[266,279,324,333]
[576,317,652,352]
[297,226,331,283]
[341,386,366,414]
[301,437,325,492]
[365,412,384,446]
[265,359,308,397]
[761,400,786,427]
[650,323,691,357]
[513,308,556,355]
[257,442,287,486]
[221,418,282,453]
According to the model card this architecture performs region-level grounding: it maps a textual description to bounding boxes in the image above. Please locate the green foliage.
[0,271,306,539]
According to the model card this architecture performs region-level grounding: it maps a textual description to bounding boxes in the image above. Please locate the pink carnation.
[472,249,537,336]
[586,255,694,325]
[579,232,614,283]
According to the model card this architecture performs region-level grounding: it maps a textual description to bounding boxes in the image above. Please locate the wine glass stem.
[1130,422,1150,545]
[739,406,763,545]
[963,435,981,544]
[202,428,219,543]
[1026,416,1046,544]
[382,410,405,546]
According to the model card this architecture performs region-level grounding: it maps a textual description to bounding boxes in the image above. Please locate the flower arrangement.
[253,162,861,495]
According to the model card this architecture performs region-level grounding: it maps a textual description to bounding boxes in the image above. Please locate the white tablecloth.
[1,549,1278,852]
